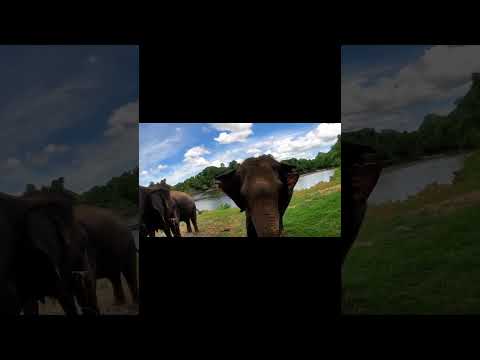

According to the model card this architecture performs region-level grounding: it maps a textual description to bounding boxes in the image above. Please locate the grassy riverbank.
[165,168,341,237]
[343,151,480,314]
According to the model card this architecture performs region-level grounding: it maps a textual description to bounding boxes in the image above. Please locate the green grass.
[174,168,341,237]
[343,151,480,314]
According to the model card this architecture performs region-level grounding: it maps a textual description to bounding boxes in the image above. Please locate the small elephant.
[169,190,199,235]
[215,155,299,237]
[74,205,139,305]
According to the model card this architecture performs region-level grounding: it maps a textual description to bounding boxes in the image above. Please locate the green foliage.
[173,137,341,195]
[23,168,139,217]
[343,77,480,163]
[79,167,139,216]
[23,177,79,202]
[185,167,341,237]
[218,203,231,209]
[283,135,341,173]
[343,151,480,314]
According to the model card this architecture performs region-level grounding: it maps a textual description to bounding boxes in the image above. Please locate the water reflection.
[368,153,469,205]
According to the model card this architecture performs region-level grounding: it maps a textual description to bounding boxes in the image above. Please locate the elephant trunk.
[250,198,281,237]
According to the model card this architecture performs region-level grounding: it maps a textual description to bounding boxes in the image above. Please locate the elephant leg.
[57,292,79,316]
[186,219,192,233]
[192,212,199,233]
[22,298,39,315]
[110,273,127,305]
[122,245,139,304]
[164,225,172,237]
[175,222,182,237]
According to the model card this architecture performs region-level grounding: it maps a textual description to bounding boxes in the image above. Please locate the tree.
[24,184,37,196]
[50,177,65,192]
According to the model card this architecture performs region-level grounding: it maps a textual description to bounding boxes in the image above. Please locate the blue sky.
[139,123,341,186]
[0,45,138,194]
[341,45,480,132]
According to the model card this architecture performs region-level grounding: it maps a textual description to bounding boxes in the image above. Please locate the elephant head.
[342,142,392,263]
[149,186,181,237]
[215,155,299,237]
[140,184,180,237]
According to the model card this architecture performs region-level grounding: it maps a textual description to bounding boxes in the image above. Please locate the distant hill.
[343,73,480,164]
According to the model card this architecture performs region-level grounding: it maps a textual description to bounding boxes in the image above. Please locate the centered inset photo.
[139,123,341,238]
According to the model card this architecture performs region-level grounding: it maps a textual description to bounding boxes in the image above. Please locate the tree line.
[163,136,341,195]
[23,167,139,217]
[343,75,480,164]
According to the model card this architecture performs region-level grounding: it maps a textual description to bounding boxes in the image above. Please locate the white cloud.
[141,124,341,186]
[105,100,139,137]
[210,123,253,144]
[157,164,168,170]
[268,123,341,160]
[184,146,210,159]
[342,45,480,130]
[141,170,149,175]
[5,157,21,169]
[182,145,212,168]
[64,124,138,193]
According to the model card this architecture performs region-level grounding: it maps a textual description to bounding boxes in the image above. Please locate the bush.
[218,203,231,209]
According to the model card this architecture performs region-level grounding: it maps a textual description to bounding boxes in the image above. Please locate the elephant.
[21,237,99,316]
[0,191,99,316]
[341,142,391,264]
[215,155,299,237]
[74,205,139,305]
[169,190,199,235]
[140,185,180,238]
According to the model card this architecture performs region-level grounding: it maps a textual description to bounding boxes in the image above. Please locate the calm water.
[367,153,469,205]
[195,168,336,211]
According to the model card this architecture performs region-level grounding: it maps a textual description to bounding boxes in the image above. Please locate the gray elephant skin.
[0,192,99,316]
[215,155,299,237]
[169,190,199,235]
[75,205,139,305]
[342,142,390,264]
[139,185,179,237]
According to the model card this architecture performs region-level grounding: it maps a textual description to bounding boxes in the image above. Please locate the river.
[194,168,336,211]
[367,153,470,205]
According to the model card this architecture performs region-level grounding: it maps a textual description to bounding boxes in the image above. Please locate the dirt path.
[36,277,139,315]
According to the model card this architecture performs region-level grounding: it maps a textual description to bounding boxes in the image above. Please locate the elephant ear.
[278,163,300,216]
[351,162,383,202]
[215,169,246,211]
[23,209,68,289]
[150,192,168,220]
[280,163,300,194]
